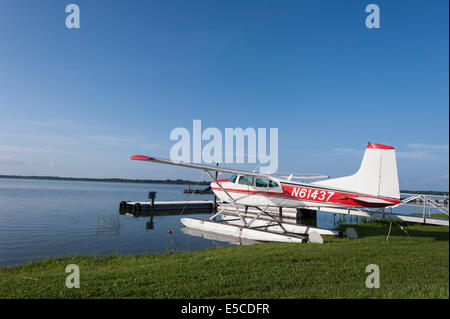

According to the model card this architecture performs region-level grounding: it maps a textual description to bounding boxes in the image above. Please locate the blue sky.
[0,0,448,190]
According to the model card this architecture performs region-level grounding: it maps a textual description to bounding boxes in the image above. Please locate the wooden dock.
[119,198,448,226]
[120,200,215,217]
[119,200,304,220]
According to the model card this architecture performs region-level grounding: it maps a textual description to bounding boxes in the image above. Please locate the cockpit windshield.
[269,180,279,187]
[228,174,279,188]
[256,178,279,188]
[256,178,269,187]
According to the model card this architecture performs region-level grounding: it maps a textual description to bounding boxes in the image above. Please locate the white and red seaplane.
[131,143,402,243]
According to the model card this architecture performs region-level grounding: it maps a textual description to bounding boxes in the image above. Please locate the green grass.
[0,221,448,299]
[411,213,449,219]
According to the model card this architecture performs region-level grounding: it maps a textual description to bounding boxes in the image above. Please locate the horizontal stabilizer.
[277,174,329,181]
[351,197,392,204]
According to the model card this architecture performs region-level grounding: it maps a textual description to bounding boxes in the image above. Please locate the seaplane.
[131,143,444,243]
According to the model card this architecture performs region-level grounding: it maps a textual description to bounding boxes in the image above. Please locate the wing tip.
[131,155,154,161]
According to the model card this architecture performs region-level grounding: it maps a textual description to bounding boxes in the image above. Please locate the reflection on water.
[333,213,370,229]
[180,227,258,246]
[96,216,121,237]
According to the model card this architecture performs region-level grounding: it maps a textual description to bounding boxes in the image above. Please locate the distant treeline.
[0,175,210,186]
[401,190,449,196]
[0,175,448,194]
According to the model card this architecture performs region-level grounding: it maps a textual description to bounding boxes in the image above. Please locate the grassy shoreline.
[0,221,448,299]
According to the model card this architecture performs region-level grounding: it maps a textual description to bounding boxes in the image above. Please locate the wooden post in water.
[146,191,156,229]
[212,163,218,214]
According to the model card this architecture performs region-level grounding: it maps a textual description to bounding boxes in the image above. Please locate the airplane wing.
[131,155,270,179]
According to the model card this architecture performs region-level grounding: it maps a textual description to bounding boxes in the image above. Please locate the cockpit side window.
[238,176,254,186]
[229,174,238,183]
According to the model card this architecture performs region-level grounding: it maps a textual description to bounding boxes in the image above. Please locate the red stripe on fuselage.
[211,183,400,208]
[281,183,399,208]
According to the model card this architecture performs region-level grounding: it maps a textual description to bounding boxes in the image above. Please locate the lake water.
[0,178,433,268]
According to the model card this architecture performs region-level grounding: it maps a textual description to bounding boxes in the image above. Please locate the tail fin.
[313,143,400,199]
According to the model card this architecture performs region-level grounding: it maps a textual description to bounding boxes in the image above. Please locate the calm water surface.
[0,178,223,267]
[0,178,426,268]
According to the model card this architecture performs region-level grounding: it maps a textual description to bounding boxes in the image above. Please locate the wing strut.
[203,170,247,226]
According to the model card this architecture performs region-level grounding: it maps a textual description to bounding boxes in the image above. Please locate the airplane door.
[237,176,252,192]
[253,178,283,206]
[235,175,252,203]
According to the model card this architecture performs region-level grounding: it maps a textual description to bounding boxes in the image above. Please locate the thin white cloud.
[0,155,27,166]
[398,143,449,161]
[86,136,165,149]
[407,144,449,151]
[140,143,164,149]
[0,144,79,155]
[396,151,435,160]
[85,136,138,146]
[0,145,42,153]
[0,132,82,146]
[25,119,75,128]
[5,118,100,130]
[332,147,363,155]
[423,173,450,182]
[332,144,449,162]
